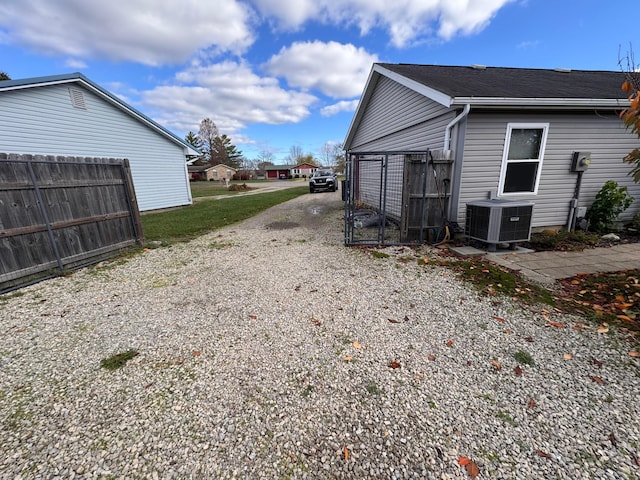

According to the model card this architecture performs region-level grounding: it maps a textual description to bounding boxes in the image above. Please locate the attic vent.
[68,88,86,109]
[471,64,486,70]
[554,68,572,73]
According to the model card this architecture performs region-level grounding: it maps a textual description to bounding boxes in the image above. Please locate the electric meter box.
[571,151,591,172]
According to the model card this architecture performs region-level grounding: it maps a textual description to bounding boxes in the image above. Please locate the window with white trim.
[498,123,548,195]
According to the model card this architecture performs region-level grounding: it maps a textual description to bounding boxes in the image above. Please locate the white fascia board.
[451,97,630,109]
[343,67,380,149]
[373,64,453,107]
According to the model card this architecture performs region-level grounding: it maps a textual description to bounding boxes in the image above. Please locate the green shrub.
[586,181,634,232]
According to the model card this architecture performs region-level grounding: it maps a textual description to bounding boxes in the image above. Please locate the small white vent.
[471,64,486,70]
[68,88,87,109]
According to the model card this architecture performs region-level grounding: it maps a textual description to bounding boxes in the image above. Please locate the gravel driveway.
[1,190,639,479]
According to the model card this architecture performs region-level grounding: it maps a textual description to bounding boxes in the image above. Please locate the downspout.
[443,104,471,155]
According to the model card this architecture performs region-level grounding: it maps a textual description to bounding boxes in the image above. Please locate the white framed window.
[498,123,549,195]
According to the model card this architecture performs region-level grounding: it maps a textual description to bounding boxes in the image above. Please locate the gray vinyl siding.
[357,155,404,218]
[457,111,640,228]
[0,84,191,211]
[350,76,454,151]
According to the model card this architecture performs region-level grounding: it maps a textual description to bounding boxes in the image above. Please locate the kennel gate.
[344,150,453,246]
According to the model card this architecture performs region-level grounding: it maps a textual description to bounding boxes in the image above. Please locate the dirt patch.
[227,183,253,191]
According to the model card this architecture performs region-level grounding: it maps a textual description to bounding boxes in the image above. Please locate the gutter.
[443,104,470,154]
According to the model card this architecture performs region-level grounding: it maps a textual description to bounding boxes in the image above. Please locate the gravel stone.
[0,192,639,479]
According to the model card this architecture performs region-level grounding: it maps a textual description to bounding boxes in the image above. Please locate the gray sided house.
[0,73,198,211]
[344,63,640,242]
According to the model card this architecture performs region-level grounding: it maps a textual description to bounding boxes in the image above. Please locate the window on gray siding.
[498,123,548,195]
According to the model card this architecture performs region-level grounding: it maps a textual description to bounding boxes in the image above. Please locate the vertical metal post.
[27,159,65,272]
[344,153,351,245]
[379,155,389,244]
[418,151,429,243]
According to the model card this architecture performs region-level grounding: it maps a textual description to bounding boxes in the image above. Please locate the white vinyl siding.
[458,112,640,228]
[350,76,454,151]
[0,83,191,211]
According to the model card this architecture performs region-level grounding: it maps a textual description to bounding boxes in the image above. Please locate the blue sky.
[0,0,636,164]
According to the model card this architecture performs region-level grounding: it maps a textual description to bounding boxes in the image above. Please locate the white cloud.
[65,58,87,69]
[320,100,359,117]
[264,41,378,98]
[251,0,513,47]
[0,0,255,65]
[140,61,318,135]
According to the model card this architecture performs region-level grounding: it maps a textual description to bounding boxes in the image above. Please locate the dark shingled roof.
[377,63,627,100]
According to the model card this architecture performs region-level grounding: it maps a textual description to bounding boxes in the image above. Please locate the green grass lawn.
[189,181,242,198]
[142,186,308,243]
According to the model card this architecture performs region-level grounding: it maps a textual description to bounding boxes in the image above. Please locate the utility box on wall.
[571,151,591,172]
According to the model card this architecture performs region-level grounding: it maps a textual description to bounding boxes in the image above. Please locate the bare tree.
[286,145,304,164]
[198,118,220,165]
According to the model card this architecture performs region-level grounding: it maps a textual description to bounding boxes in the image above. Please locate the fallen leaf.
[343,446,349,461]
[536,449,551,458]
[145,382,154,389]
[493,316,506,323]
[343,355,353,362]
[563,353,573,360]
[618,315,634,322]
[609,432,618,447]
[504,329,512,334]
[528,398,536,409]
[547,321,565,328]
[446,340,454,347]
[524,336,534,343]
[353,341,362,349]
[388,318,400,323]
[192,350,201,357]
[388,360,401,369]
[294,285,301,291]
[514,365,523,376]
[458,456,470,466]
[491,360,502,371]
[591,375,605,384]
[592,358,603,368]
[629,351,640,357]
[428,354,436,361]
[571,279,580,285]
[632,453,640,467]
[404,315,410,322]
[597,326,609,334]
[311,318,321,326]
[465,460,480,479]
[249,314,257,319]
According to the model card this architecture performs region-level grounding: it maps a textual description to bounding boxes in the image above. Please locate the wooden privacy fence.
[0,154,144,292]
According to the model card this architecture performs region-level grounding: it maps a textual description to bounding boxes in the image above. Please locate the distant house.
[188,164,236,182]
[187,165,214,181]
[291,162,318,178]
[210,164,237,181]
[0,72,199,211]
[265,165,294,179]
[344,63,640,231]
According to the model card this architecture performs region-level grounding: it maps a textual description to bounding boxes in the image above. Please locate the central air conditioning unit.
[465,199,534,251]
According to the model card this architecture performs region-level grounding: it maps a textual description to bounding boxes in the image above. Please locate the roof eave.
[451,97,630,109]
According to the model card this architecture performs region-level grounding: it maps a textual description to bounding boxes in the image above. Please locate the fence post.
[120,159,144,244]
